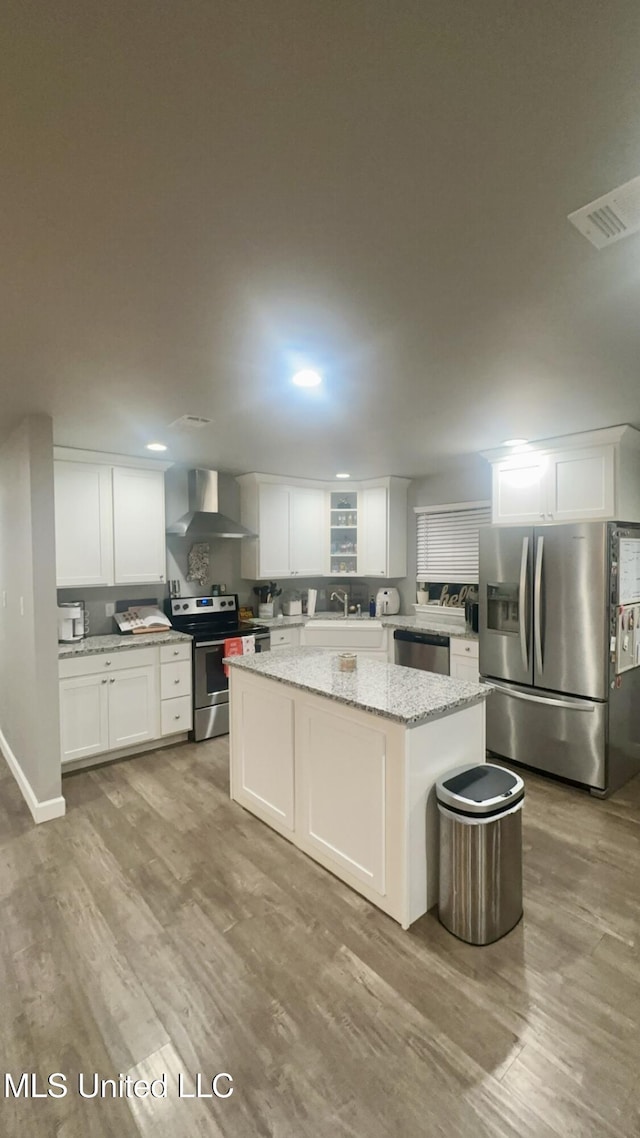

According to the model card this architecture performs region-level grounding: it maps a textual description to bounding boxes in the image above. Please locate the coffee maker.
[57,601,85,642]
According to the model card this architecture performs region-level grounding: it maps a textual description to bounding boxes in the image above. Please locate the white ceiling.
[2,0,640,479]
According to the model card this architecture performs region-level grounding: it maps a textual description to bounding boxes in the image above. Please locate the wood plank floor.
[1,739,639,1138]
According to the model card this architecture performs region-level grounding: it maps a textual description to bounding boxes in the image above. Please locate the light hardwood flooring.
[1,739,640,1138]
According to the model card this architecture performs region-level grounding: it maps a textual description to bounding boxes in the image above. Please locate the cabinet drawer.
[449,638,479,660]
[160,641,192,664]
[59,646,158,679]
[160,660,192,700]
[269,628,300,648]
[160,695,192,736]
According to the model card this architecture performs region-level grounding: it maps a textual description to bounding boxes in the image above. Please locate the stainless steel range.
[168,595,270,740]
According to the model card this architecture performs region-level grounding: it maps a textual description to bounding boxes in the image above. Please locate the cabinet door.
[296,704,386,895]
[112,467,166,584]
[290,487,327,575]
[548,446,615,521]
[107,665,159,749]
[54,461,113,586]
[59,673,109,762]
[449,656,480,683]
[492,456,549,524]
[231,681,295,832]
[359,486,388,576]
[257,483,291,577]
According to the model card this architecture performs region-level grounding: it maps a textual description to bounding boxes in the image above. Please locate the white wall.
[0,415,63,821]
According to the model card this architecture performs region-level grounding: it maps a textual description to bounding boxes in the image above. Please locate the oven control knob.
[182,603,189,610]
[220,600,227,607]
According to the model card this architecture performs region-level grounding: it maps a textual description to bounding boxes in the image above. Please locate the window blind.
[416,504,491,583]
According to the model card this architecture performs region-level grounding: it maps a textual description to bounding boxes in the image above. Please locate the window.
[415,501,491,584]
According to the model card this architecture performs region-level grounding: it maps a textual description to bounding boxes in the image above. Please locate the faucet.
[330,589,349,618]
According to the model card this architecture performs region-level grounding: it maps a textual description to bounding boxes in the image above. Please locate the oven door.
[194,640,228,708]
[194,632,270,708]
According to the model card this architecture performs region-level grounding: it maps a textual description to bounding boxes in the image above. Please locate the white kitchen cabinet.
[492,454,550,525]
[107,665,158,749]
[485,426,640,526]
[296,703,387,895]
[230,681,295,832]
[239,473,408,580]
[112,467,166,584]
[359,485,388,576]
[290,487,326,575]
[59,673,110,762]
[59,640,191,766]
[54,462,114,587]
[547,446,615,521]
[268,627,301,652]
[54,450,169,587]
[449,638,479,683]
[240,479,327,578]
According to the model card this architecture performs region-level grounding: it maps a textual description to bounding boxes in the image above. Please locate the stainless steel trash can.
[436,763,524,945]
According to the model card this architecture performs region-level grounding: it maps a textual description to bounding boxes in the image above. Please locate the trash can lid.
[436,763,525,816]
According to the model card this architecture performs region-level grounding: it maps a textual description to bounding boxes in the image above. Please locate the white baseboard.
[0,725,66,825]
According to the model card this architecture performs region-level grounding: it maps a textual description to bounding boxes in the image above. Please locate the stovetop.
[167,595,267,642]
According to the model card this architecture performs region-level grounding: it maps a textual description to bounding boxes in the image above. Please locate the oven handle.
[195,633,270,650]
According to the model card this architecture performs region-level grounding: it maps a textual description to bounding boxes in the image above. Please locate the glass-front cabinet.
[330,491,358,575]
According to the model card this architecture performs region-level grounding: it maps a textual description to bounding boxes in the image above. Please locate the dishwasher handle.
[393,629,450,648]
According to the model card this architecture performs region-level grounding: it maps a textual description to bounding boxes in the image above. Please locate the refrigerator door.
[533,522,608,699]
[486,679,607,791]
[479,526,533,686]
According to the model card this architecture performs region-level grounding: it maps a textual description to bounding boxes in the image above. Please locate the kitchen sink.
[302,619,384,649]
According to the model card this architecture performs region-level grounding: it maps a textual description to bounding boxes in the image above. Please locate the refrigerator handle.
[534,535,544,674]
[487,681,596,712]
[519,536,529,672]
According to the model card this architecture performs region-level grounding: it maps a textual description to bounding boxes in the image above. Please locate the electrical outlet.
[105,602,115,617]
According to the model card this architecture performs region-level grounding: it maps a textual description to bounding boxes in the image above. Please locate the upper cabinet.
[239,479,327,579]
[239,473,408,580]
[484,427,640,526]
[54,449,168,587]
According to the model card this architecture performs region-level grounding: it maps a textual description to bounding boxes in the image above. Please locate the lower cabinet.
[267,627,301,653]
[230,682,295,831]
[59,642,192,766]
[449,637,479,682]
[296,703,386,895]
[107,666,158,749]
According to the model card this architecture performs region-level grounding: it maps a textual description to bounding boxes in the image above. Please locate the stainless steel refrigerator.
[479,521,640,796]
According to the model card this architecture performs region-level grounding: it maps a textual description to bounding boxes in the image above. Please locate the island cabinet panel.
[232,683,295,833]
[296,706,386,895]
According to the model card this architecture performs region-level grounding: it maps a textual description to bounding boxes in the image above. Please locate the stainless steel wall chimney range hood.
[166,469,255,538]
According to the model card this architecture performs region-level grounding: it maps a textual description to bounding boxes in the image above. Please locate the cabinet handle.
[174,714,181,720]
[105,660,112,666]
[109,677,115,684]
[173,650,179,656]
[465,646,470,652]
[101,678,108,684]
[174,678,180,684]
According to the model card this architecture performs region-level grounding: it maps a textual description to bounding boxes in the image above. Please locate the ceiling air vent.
[168,414,213,431]
[568,174,640,249]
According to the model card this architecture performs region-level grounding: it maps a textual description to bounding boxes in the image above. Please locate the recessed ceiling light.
[292,369,322,387]
[502,438,528,447]
[146,442,168,452]
[335,472,350,479]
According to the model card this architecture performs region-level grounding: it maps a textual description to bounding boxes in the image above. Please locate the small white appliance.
[376,587,400,616]
[57,602,85,643]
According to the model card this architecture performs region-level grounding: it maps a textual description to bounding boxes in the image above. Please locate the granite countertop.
[251,613,479,641]
[58,630,193,658]
[226,647,489,726]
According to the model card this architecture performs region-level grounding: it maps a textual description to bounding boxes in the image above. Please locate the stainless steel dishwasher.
[394,629,450,673]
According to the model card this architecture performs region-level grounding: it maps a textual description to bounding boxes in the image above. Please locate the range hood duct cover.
[166,469,255,538]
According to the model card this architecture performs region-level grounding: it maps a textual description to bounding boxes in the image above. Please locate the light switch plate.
[105,602,115,617]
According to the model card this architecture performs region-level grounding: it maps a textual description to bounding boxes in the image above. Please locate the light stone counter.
[58,630,193,658]
[226,646,488,726]
[251,613,479,641]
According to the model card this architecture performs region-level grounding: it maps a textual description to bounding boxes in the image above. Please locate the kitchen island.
[227,648,491,929]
